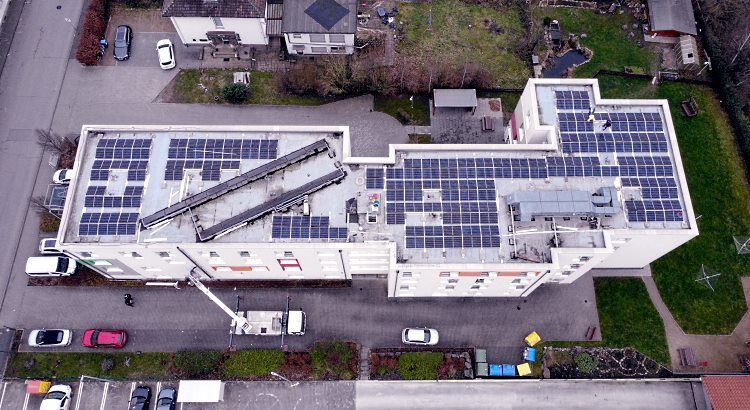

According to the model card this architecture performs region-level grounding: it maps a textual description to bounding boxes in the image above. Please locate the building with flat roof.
[56,79,698,297]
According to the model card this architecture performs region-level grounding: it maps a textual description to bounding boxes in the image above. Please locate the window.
[475,278,485,284]
[158,252,171,259]
[579,256,591,262]
[311,46,327,53]
[448,278,458,284]
[399,285,410,290]
[445,285,455,290]
[284,251,295,258]
[512,278,522,284]
[480,272,490,277]
[278,258,302,272]
[80,252,93,258]
[570,263,581,269]
[328,34,345,43]
[330,46,345,53]
[210,251,220,258]
[439,272,451,277]
[470,285,481,290]
[402,272,412,278]
[293,33,302,39]
[239,251,251,257]
[212,17,224,28]
[130,252,142,259]
[309,34,326,42]
[93,260,111,266]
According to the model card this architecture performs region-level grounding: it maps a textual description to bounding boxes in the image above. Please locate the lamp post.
[270,371,299,387]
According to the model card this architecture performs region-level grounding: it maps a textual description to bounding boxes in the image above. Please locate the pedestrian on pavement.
[124,293,134,307]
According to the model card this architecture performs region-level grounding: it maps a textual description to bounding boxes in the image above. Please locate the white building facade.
[282,0,357,55]
[163,0,269,46]
[57,79,698,298]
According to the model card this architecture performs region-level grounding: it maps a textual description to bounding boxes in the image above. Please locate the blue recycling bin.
[489,364,502,376]
[523,347,537,362]
[502,364,516,376]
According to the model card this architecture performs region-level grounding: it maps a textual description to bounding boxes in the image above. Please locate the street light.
[270,372,299,387]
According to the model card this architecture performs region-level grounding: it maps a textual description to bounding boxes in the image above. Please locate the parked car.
[40,384,72,410]
[82,329,127,348]
[156,386,177,410]
[25,256,76,277]
[129,385,151,410]
[28,329,72,347]
[113,25,132,61]
[52,169,71,184]
[38,238,60,255]
[401,327,439,346]
[156,39,175,70]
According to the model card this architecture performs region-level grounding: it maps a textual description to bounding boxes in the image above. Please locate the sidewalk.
[643,276,750,372]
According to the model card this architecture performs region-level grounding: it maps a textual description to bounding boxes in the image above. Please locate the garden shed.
[432,89,478,115]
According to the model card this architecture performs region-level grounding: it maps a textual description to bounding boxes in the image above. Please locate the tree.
[222,83,250,104]
[36,129,68,155]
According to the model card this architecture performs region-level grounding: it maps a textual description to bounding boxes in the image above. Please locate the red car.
[82,329,127,348]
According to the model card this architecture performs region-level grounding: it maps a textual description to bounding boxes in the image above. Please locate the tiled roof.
[702,376,750,410]
[163,0,266,18]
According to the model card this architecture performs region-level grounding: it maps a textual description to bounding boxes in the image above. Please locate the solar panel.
[271,215,348,240]
[78,212,138,236]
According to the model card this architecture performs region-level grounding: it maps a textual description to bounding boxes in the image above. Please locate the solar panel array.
[555,90,590,110]
[559,111,667,154]
[365,168,384,189]
[80,137,152,237]
[271,216,348,240]
[165,138,278,181]
[79,212,139,235]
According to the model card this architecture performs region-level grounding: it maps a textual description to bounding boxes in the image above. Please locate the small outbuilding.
[646,0,697,37]
[176,380,226,403]
[432,89,478,115]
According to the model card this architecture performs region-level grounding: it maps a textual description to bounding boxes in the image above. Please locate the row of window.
[291,33,346,43]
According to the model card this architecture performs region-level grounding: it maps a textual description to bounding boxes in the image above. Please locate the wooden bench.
[677,347,697,366]
[681,95,699,117]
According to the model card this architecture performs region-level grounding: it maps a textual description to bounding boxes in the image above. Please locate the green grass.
[596,75,750,334]
[6,352,172,380]
[537,8,658,77]
[223,349,285,378]
[172,350,224,378]
[173,70,327,106]
[398,0,530,87]
[398,352,443,380]
[310,341,357,380]
[373,94,430,125]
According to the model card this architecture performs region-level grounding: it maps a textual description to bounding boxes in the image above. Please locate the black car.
[156,386,177,410]
[113,25,132,61]
[129,385,151,410]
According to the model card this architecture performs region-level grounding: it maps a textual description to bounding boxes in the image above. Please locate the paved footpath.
[0,379,706,410]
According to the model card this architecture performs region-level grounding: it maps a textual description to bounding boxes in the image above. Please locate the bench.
[585,326,597,340]
[481,116,494,131]
[681,95,699,117]
[677,347,697,367]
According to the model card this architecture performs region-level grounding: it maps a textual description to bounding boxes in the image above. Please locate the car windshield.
[37,330,62,344]
[132,397,146,404]
[157,398,172,405]
[423,331,431,343]
[58,170,67,179]
[91,330,100,343]
[45,391,67,400]
[56,258,68,273]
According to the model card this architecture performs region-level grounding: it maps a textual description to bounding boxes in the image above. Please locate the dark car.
[129,385,151,410]
[113,25,132,61]
[156,386,177,410]
[82,329,127,348]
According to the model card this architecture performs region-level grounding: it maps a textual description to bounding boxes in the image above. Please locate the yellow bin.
[517,363,532,376]
[525,331,541,347]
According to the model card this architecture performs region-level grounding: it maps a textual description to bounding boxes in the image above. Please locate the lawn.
[172,70,328,106]
[536,8,658,77]
[6,352,172,380]
[595,75,750,334]
[397,0,530,87]
[373,94,430,126]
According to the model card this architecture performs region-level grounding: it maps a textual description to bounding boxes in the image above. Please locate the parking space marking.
[22,390,29,410]
[127,382,135,410]
[0,382,7,409]
[99,382,110,410]
[75,380,84,410]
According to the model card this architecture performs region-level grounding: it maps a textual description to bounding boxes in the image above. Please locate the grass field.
[398,0,530,87]
[595,75,750,334]
[172,70,328,106]
[373,94,430,125]
[536,8,657,77]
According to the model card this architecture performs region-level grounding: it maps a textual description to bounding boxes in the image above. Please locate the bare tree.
[36,129,68,155]
[30,196,51,215]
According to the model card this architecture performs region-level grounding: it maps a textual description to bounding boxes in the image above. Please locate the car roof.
[407,329,427,341]
[95,330,123,344]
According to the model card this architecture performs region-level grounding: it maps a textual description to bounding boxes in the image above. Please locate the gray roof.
[282,0,357,34]
[647,0,697,36]
[163,0,266,18]
[433,89,478,108]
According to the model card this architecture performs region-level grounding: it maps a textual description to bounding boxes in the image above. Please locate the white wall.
[171,17,268,46]
[284,33,354,55]
[512,81,556,144]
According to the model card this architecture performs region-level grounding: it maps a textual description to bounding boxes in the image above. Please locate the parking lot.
[0,380,355,410]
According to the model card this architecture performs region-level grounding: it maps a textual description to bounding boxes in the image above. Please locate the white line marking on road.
[75,380,85,410]
[22,390,29,410]
[127,382,136,410]
[99,382,110,410]
[0,382,7,409]
[156,381,162,401]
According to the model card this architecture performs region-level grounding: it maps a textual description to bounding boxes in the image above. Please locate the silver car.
[156,386,177,410]
[28,329,72,347]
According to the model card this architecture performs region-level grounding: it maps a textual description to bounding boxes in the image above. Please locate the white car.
[39,238,60,255]
[28,329,72,347]
[25,256,77,277]
[52,169,72,184]
[156,39,175,70]
[40,384,72,410]
[402,327,439,346]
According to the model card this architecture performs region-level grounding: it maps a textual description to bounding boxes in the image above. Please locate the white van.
[25,256,77,277]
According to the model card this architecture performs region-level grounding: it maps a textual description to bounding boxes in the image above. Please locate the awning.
[177,380,225,403]
[433,89,477,108]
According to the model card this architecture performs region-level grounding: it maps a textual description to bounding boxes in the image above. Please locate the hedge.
[222,349,285,378]
[75,0,110,65]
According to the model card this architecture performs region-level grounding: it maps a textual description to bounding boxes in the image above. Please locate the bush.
[310,341,356,380]
[75,0,110,66]
[122,0,162,8]
[278,62,322,95]
[172,350,224,378]
[398,352,443,380]
[223,349,285,378]
[100,358,114,372]
[543,16,552,26]
[574,352,598,374]
[222,83,250,104]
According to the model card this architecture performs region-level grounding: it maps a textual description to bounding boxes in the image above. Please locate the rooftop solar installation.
[304,0,350,30]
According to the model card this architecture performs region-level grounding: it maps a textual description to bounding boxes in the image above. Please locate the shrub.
[122,0,161,8]
[100,358,114,372]
[543,16,552,27]
[76,0,110,66]
[310,341,356,380]
[278,62,322,95]
[279,352,312,378]
[574,352,598,374]
[172,350,224,378]
[398,352,443,380]
[223,349,285,378]
[222,83,250,104]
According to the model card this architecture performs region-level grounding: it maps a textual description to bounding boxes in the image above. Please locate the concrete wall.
[171,17,268,46]
[284,33,354,55]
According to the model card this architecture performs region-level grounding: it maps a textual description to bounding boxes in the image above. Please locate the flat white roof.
[176,380,224,402]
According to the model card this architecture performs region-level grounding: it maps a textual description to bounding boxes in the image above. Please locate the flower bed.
[369,348,473,380]
[543,347,672,378]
